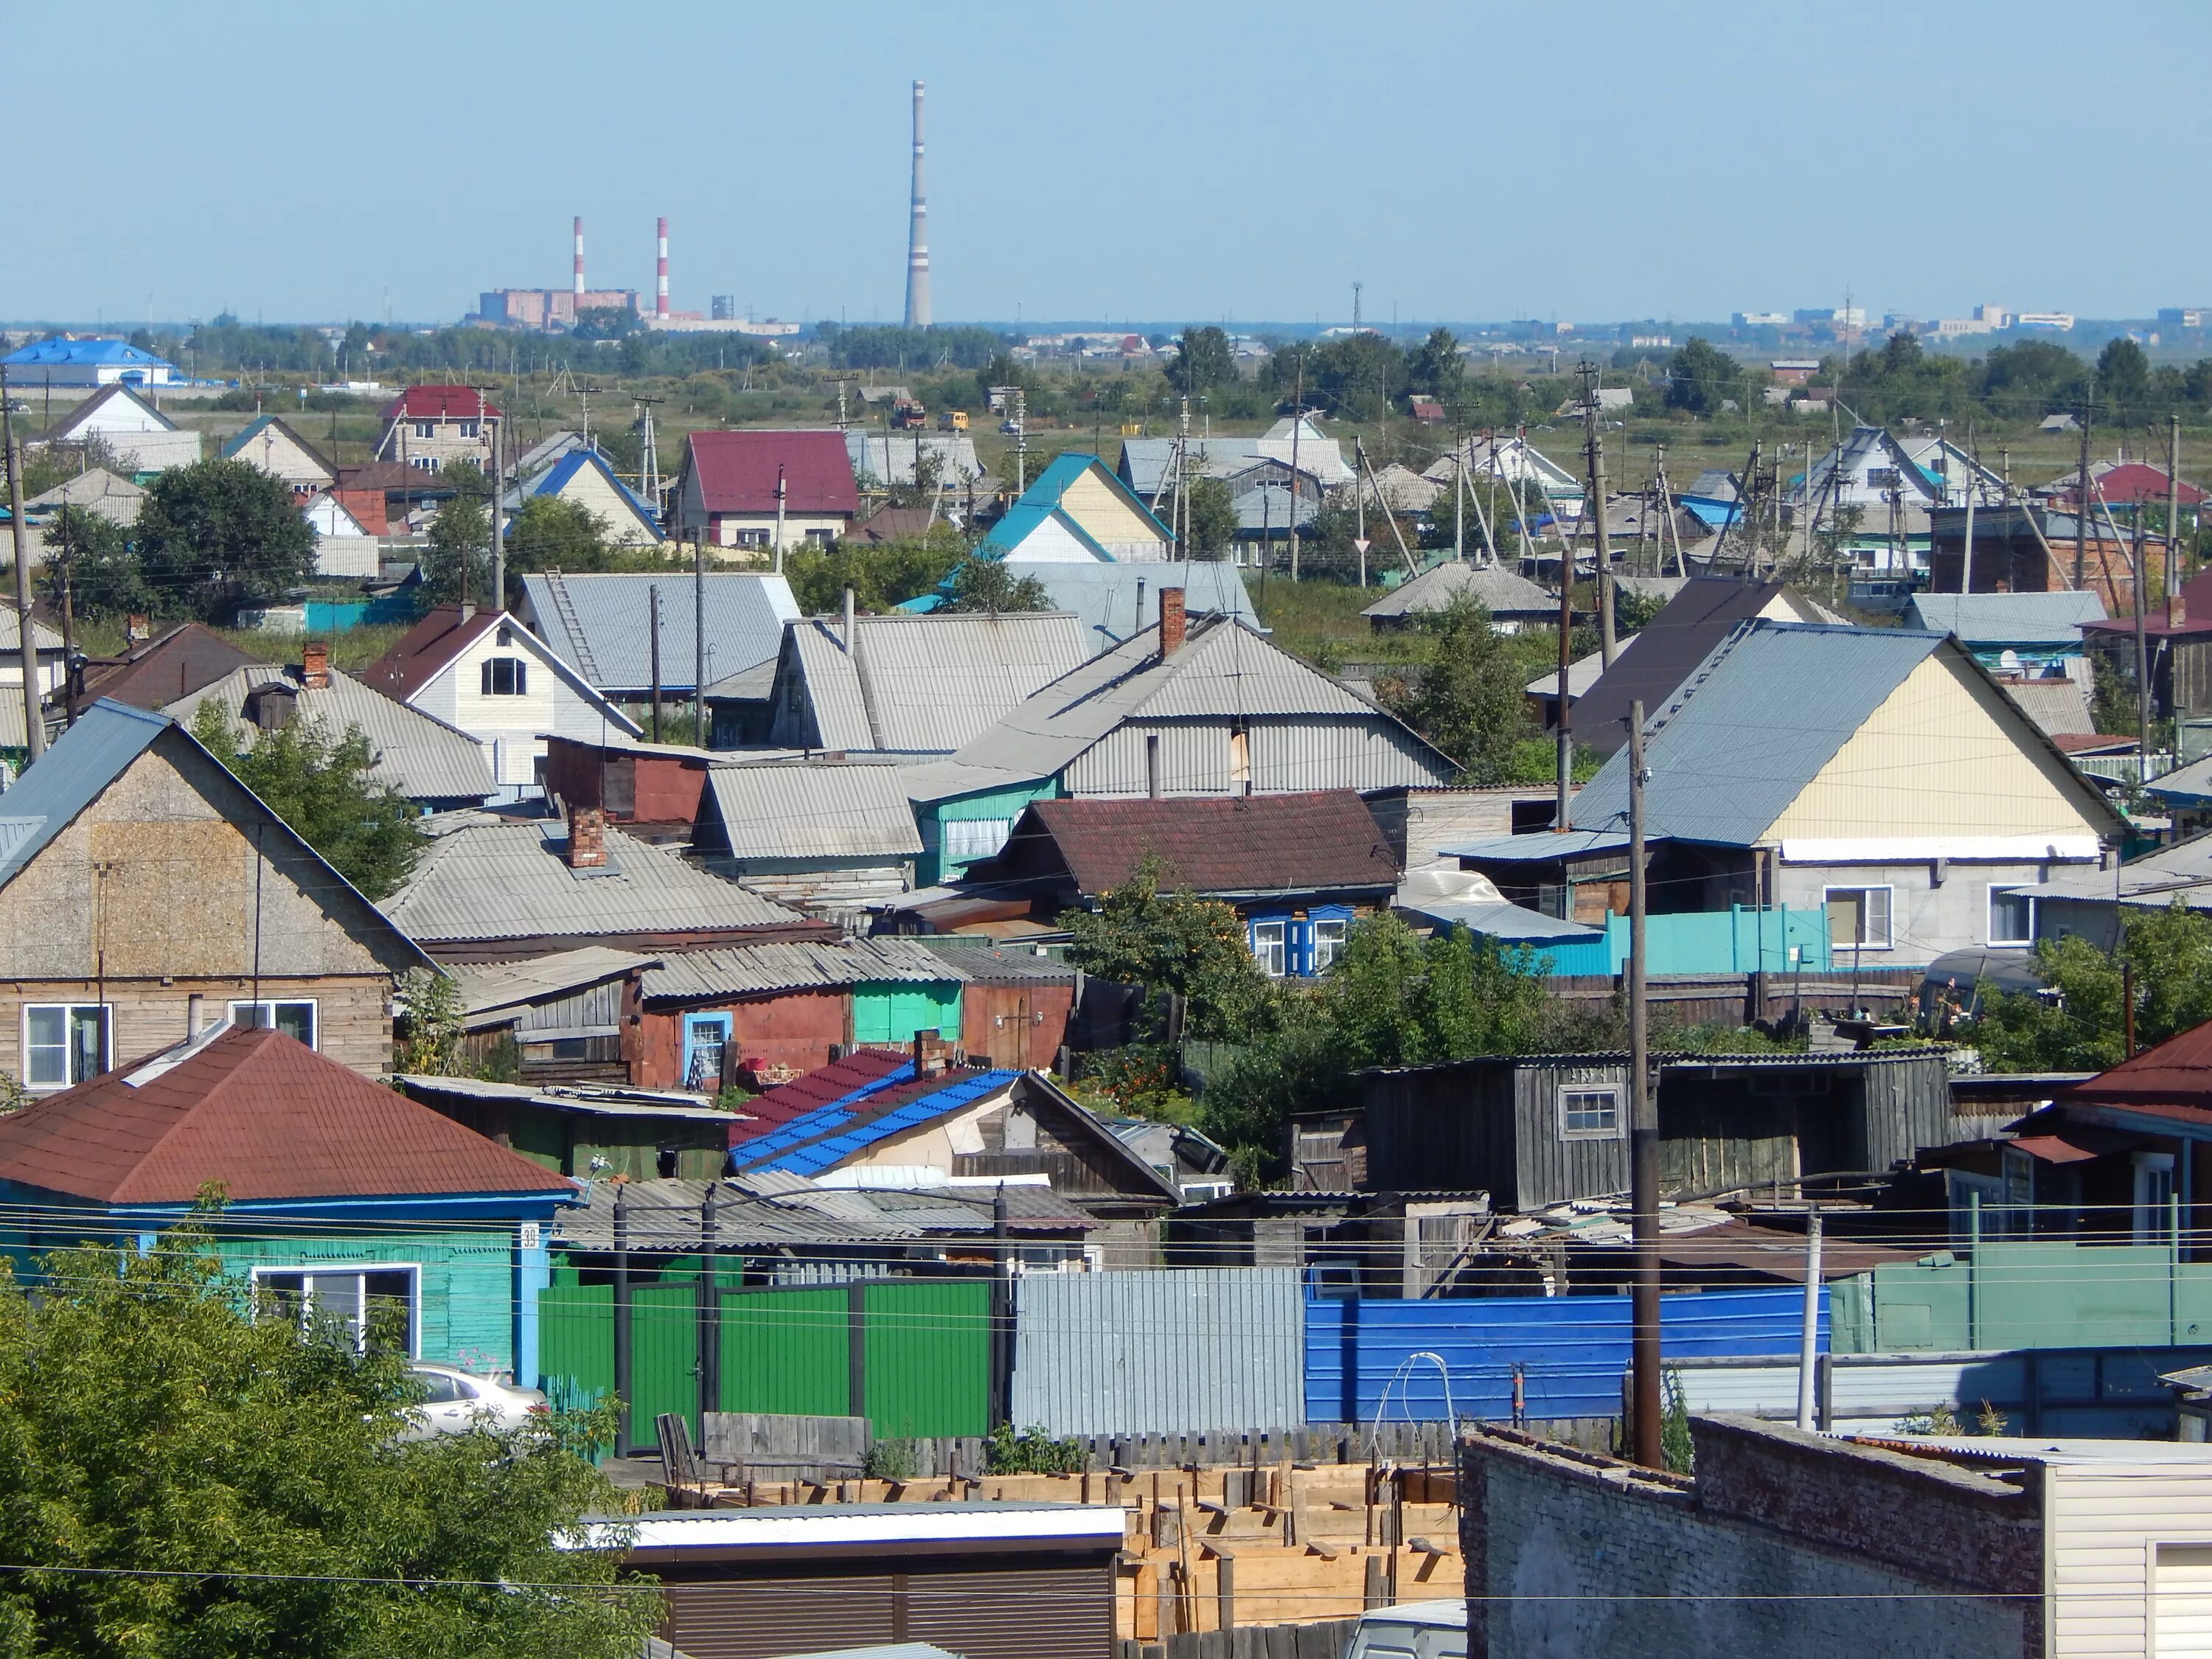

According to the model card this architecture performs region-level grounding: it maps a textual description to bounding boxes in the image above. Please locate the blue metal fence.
[1304,1287,1822,1423]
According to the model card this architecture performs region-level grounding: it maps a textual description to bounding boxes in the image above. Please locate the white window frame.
[228,998,317,1048]
[1312,917,1349,971]
[250,1264,420,1355]
[1824,884,1895,950]
[1251,919,1287,978]
[1557,1084,1625,1141]
[413,420,437,439]
[480,656,528,697]
[23,1002,109,1091]
[1987,883,2034,947]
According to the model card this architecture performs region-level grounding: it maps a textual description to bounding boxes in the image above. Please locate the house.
[300,490,380,578]
[160,643,496,810]
[332,459,455,526]
[36,383,201,473]
[359,605,643,799]
[1927,502,2149,605]
[1225,472,1321,566]
[942,588,1460,799]
[1360,559,1559,633]
[373,385,501,475]
[1567,576,1843,754]
[1798,423,2006,515]
[844,430,986,491]
[765,610,1088,754]
[977,453,1175,563]
[1119,426,1354,497]
[902,561,1258,658]
[896,759,1065,888]
[1453,621,2125,967]
[945,790,1401,976]
[7,466,145,566]
[0,700,433,1085]
[221,414,336,494]
[0,601,69,751]
[397,1068,741,1181]
[515,571,799,703]
[510,448,663,546]
[1904,591,2105,678]
[377,805,834,964]
[1420,431,1585,518]
[65,622,260,720]
[669,430,858,551]
[0,1023,578,1377]
[2036,457,2207,514]
[540,733,721,841]
[1,336,175,388]
[2023,830,2212,950]
[692,760,922,908]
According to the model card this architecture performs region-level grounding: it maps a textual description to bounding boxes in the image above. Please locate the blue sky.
[7,0,2204,329]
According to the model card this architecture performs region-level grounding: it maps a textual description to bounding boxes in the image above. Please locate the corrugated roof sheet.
[731,1069,1023,1176]
[995,791,1398,897]
[787,611,1090,752]
[913,940,1074,983]
[640,936,958,1004]
[163,664,495,803]
[552,1173,929,1249]
[521,572,799,695]
[702,762,924,860]
[1363,560,1557,619]
[524,450,664,541]
[682,430,858,516]
[1905,592,2107,646]
[1011,563,1256,655]
[1119,434,1353,494]
[844,431,985,486]
[741,1049,916,1130]
[0,699,169,890]
[380,815,810,946]
[454,947,654,1020]
[2000,677,2095,738]
[379,385,498,420]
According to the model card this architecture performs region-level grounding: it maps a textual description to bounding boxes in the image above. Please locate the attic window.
[497,625,513,647]
[481,658,528,696]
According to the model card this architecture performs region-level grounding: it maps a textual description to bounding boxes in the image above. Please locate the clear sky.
[7,0,2204,330]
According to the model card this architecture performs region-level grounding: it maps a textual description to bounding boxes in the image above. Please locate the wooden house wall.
[1509,1059,1635,1208]
[1360,1062,1531,1205]
[959,981,1074,1070]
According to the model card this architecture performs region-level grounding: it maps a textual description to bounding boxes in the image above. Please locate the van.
[938,408,969,431]
[1341,1599,1465,1659]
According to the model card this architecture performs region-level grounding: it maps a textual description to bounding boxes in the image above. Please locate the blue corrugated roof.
[731,1070,1021,1176]
[0,700,169,890]
[527,449,664,541]
[976,453,1172,560]
[2,338,173,369]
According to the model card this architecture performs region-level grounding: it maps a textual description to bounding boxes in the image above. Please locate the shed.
[396,1071,739,1182]
[694,762,922,908]
[1360,561,1557,632]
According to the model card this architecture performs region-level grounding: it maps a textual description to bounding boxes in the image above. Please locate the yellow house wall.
[552,467,656,546]
[1058,468,1164,549]
[1765,650,2112,842]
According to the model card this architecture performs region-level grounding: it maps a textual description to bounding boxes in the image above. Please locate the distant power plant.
[479,215,637,329]
[904,79,931,329]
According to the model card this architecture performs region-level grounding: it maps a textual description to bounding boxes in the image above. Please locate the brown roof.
[69,623,260,717]
[1005,790,1399,897]
[2062,1018,2212,1112]
[682,430,859,517]
[359,605,503,701]
[851,505,940,544]
[0,1026,576,1206]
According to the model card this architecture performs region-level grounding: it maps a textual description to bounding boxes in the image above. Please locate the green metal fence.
[861,1280,992,1439]
[721,1287,851,1419]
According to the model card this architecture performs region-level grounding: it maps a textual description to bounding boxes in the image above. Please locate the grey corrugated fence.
[1011,1268,1307,1436]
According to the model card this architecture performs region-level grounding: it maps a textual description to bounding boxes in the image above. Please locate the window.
[480,656,528,696]
[1824,885,1893,950]
[1312,917,1348,971]
[413,420,437,439]
[1988,885,2034,946]
[805,527,835,547]
[410,455,439,473]
[456,420,479,439]
[1228,722,1251,789]
[2135,1153,2177,1243]
[1252,919,1287,977]
[1557,1085,1624,1140]
[941,817,1012,866]
[252,1266,417,1354]
[1866,467,1900,489]
[24,1003,107,1089]
[229,999,316,1048]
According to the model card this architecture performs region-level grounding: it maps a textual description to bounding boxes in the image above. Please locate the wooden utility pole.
[694,533,707,744]
[1287,357,1304,581]
[2135,512,2152,771]
[1554,530,1573,828]
[486,392,505,611]
[1579,362,1616,666]
[1453,424,1466,563]
[2076,403,2094,590]
[1627,698,1659,1467]
[1,379,43,762]
[648,582,664,742]
[2170,414,2185,616]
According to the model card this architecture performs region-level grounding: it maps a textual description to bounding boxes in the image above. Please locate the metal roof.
[1524,643,1618,700]
[551,1173,931,1250]
[701,761,924,861]
[1363,560,1557,619]
[1903,592,2107,646]
[0,699,170,890]
[786,611,1090,752]
[640,936,958,1004]
[522,450,664,542]
[1441,829,1635,862]
[2021,828,2212,907]
[3,338,173,369]
[379,815,807,945]
[519,572,799,695]
[452,947,655,1022]
[0,600,63,655]
[732,1069,1023,1176]
[844,430,984,486]
[977,454,1174,560]
[163,664,496,803]
[913,939,1074,983]
[894,757,1037,804]
[1392,867,1601,939]
[1119,434,1353,495]
[1006,563,1256,655]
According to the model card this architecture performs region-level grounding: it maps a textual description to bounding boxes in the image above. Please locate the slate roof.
[1119,433,1354,495]
[379,385,499,420]
[0,599,63,656]
[1361,560,1557,620]
[0,1026,573,1206]
[19,467,145,526]
[994,563,1256,655]
[552,1172,931,1251]
[914,941,1076,984]
[518,572,798,694]
[682,430,858,516]
[700,762,925,860]
[1904,591,2107,647]
[987,790,1399,898]
[639,936,960,1004]
[453,947,654,1029]
[783,611,1090,752]
[2020,830,2212,909]
[844,431,985,487]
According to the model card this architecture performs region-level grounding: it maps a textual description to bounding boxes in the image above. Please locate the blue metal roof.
[1903,591,2106,648]
[731,1070,1022,1176]
[0,700,169,890]
[976,453,1172,560]
[1,338,173,370]
[1443,830,1635,863]
[527,449,665,541]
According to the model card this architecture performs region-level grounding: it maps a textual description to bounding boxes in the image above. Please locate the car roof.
[1357,1601,1465,1629]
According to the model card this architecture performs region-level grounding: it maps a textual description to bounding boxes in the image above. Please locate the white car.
[400,1364,547,1439]
[1341,1600,1465,1659]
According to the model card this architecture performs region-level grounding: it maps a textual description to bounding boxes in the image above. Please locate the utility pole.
[1795,1208,1823,1431]
[1627,698,1660,1468]
[2170,414,2185,619]
[1287,356,1304,581]
[693,530,707,745]
[487,394,504,611]
[1579,361,1616,666]
[1554,524,1574,829]
[2076,400,2093,590]
[1354,436,1369,588]
[773,465,787,574]
[2135,512,2152,773]
[1453,424,1466,563]
[648,583,664,743]
[3,378,44,762]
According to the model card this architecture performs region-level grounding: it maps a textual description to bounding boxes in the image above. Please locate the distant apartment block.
[1733,311,1790,327]
[2015,311,2076,330]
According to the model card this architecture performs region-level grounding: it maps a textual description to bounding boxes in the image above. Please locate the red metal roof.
[733,1048,913,1141]
[379,385,501,421]
[359,605,504,702]
[997,790,1399,899]
[2053,461,2207,509]
[0,1026,575,1205]
[2062,1018,2212,1110]
[683,430,859,517]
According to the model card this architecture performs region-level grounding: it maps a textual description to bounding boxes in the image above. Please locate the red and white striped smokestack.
[655,217,669,319]
[572,215,585,298]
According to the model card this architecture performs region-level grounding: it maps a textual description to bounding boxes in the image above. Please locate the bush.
[983,1422,1085,1475]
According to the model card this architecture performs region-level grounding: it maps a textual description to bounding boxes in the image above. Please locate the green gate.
[538,1274,613,1411]
[631,1278,701,1449]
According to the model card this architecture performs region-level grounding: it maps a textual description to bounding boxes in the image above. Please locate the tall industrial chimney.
[655,217,669,319]
[904,80,931,329]
[572,216,585,298]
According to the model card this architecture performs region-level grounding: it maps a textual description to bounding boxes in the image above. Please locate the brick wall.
[1460,1420,2039,1659]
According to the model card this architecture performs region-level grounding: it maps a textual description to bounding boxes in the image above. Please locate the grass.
[1248,575,1413,670]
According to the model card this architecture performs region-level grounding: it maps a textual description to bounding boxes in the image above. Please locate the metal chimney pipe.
[572,216,585,298]
[843,585,856,654]
[903,80,931,329]
[655,217,669,320]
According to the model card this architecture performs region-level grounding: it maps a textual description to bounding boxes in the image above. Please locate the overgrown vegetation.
[982,1422,1086,1475]
[1966,901,2212,1071]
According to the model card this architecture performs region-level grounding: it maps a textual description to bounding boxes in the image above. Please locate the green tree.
[35,506,147,620]
[1664,337,1742,417]
[189,700,426,900]
[1165,326,1237,398]
[2097,336,2153,424]
[1184,475,1239,560]
[1380,596,1537,783]
[1061,852,1273,1041]
[1972,901,2212,1071]
[0,1221,659,1658]
[1405,327,1464,397]
[784,527,967,613]
[942,557,1053,615]
[505,495,612,581]
[420,461,491,607]
[136,458,316,621]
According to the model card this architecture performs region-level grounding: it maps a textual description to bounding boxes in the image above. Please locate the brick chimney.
[1159,585,1186,656]
[300,641,330,689]
[566,804,608,869]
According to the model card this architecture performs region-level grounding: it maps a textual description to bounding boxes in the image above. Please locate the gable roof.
[984,790,1399,897]
[782,611,1091,752]
[699,762,925,861]
[46,382,177,440]
[518,573,796,695]
[359,605,644,734]
[3,337,174,372]
[69,623,261,717]
[639,936,957,1004]
[738,1046,915,1130]
[2040,459,2208,509]
[523,448,664,542]
[978,453,1172,560]
[998,563,1256,655]
[681,430,858,517]
[1420,432,1582,493]
[1798,425,1947,507]
[844,431,986,487]
[220,414,335,477]
[1904,591,2107,647]
[0,1025,573,1206]
[1120,432,1354,496]
[379,385,499,421]
[18,467,145,525]
[1360,560,1557,620]
[2061,1019,2212,1112]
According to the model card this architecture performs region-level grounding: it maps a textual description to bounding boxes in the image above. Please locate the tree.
[35,506,147,620]
[1061,853,1273,1041]
[135,458,316,621]
[420,461,491,607]
[1165,327,1237,398]
[190,701,426,900]
[1309,333,1405,422]
[1972,901,2212,1071]
[942,557,1053,615]
[1663,337,1742,417]
[1381,597,1537,784]
[1183,475,1239,560]
[784,527,967,613]
[1405,327,1464,397]
[2097,336,2153,425]
[0,1219,659,1658]
[506,495,613,582]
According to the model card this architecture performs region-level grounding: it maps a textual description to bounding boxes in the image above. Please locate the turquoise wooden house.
[0,1023,579,1382]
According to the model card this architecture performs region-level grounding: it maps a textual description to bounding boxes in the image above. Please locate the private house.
[161,644,496,810]
[1927,503,2148,606]
[2022,830,2212,950]
[901,562,1257,659]
[1904,591,2105,678]
[222,414,337,494]
[844,430,986,491]
[941,588,1459,800]
[1450,621,2126,969]
[765,609,1088,754]
[0,700,434,1086]
[1360,560,1559,633]
[376,806,834,964]
[373,385,501,475]
[1,336,175,388]
[397,1069,740,1181]
[515,571,799,703]
[1798,424,2006,515]
[359,605,642,799]
[940,791,1400,977]
[300,490,380,578]
[692,761,922,910]
[977,453,1174,563]
[669,430,858,552]
[1419,432,1585,519]
[1119,425,1354,497]
[540,734,720,841]
[36,383,201,473]
[510,448,664,547]
[2036,457,2207,515]
[65,622,259,720]
[0,602,69,753]
[7,467,145,566]
[0,1023,578,1377]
